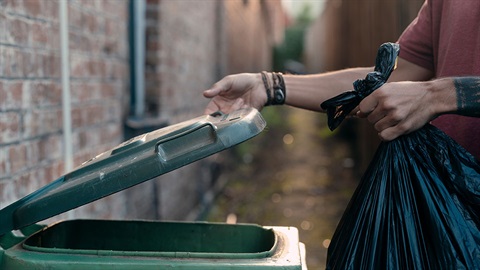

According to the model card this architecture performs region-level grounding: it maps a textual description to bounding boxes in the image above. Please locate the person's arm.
[203,68,374,114]
[283,67,373,112]
[202,57,434,115]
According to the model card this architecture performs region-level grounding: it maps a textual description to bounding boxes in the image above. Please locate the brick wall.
[1,0,283,224]
[141,0,221,220]
[0,0,131,222]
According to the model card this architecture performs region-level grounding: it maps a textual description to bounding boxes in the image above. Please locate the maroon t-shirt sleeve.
[397,1,435,72]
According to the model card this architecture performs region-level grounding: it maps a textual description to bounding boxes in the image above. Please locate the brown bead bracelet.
[261,71,286,106]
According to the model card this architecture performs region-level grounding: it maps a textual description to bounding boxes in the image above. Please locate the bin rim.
[21,219,279,259]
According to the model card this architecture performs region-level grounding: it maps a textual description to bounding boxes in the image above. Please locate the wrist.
[426,78,457,117]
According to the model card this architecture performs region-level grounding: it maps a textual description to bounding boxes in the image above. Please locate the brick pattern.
[145,0,218,121]
[0,0,129,221]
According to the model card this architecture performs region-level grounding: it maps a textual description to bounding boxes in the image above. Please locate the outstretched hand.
[203,73,267,114]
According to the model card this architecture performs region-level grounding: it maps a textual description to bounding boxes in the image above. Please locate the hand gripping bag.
[321,43,480,270]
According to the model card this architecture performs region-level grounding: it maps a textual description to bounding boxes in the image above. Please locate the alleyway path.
[207,107,361,269]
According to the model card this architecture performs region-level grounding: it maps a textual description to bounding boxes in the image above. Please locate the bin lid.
[0,108,266,236]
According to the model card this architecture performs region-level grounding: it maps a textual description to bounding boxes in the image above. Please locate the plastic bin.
[0,108,307,269]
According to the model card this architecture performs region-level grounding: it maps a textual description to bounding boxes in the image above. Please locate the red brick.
[68,4,82,29]
[0,146,7,176]
[26,136,62,166]
[43,53,61,78]
[3,0,24,12]
[70,55,90,78]
[0,12,7,43]
[46,25,60,49]
[84,103,105,125]
[102,0,127,18]
[0,112,21,144]
[38,135,62,161]
[23,0,41,17]
[0,47,5,76]
[84,12,99,34]
[0,81,23,111]
[8,18,30,45]
[44,161,64,183]
[14,172,37,198]
[42,0,59,20]
[26,139,40,166]
[0,181,16,208]
[9,144,28,175]
[31,22,49,46]
[2,45,17,77]
[8,81,23,109]
[30,81,62,107]
[24,109,63,138]
[0,81,6,109]
[71,81,93,103]
[104,18,117,38]
[98,82,115,99]
[71,107,83,128]
[4,48,33,78]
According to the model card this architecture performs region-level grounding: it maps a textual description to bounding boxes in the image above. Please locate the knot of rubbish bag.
[320,42,400,131]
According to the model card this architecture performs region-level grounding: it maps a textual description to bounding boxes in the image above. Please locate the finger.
[377,126,402,141]
[205,97,244,115]
[356,110,366,118]
[230,98,245,111]
[373,115,401,133]
[366,110,385,124]
[204,101,221,115]
[358,96,378,117]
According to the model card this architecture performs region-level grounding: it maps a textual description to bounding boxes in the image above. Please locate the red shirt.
[397,0,480,159]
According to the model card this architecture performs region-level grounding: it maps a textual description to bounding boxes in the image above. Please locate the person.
[203,0,480,160]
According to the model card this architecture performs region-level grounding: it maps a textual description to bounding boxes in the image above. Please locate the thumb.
[203,77,234,98]
[203,87,221,98]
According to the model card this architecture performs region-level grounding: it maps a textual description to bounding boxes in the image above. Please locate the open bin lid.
[0,108,266,236]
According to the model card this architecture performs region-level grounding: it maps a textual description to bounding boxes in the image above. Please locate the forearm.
[283,67,373,112]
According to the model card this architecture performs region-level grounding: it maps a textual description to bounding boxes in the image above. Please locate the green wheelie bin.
[0,108,307,270]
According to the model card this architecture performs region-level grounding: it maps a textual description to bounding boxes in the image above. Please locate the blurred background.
[0,0,423,269]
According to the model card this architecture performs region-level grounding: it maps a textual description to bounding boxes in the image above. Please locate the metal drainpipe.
[133,0,146,118]
[59,0,73,173]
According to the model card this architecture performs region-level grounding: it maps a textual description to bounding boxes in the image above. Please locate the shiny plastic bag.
[321,43,480,269]
[321,42,399,130]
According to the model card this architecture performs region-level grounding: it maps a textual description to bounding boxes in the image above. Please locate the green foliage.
[273,3,314,72]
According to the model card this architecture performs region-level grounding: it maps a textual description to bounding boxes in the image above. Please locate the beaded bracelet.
[261,71,272,106]
[271,72,286,105]
[261,71,286,106]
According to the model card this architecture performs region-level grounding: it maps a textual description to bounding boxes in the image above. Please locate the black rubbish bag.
[321,43,480,270]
